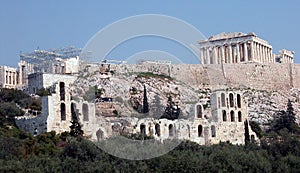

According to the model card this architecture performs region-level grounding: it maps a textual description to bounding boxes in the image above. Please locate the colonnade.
[279,50,294,63]
[200,41,273,64]
[5,70,17,86]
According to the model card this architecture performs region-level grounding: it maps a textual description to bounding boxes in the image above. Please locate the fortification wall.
[222,63,292,91]
[293,64,300,89]
[112,63,300,92]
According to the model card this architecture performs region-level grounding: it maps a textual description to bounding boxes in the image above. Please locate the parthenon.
[199,32,294,64]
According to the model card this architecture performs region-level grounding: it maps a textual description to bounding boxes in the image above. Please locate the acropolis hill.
[1,32,299,146]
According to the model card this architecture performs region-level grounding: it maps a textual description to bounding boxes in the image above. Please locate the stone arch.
[155,124,160,137]
[82,103,89,121]
[71,102,77,120]
[140,124,146,137]
[238,111,242,122]
[237,94,241,108]
[60,103,66,121]
[96,129,104,142]
[230,110,235,122]
[169,124,174,137]
[198,125,203,137]
[59,82,65,101]
[229,93,234,107]
[222,110,227,121]
[34,128,38,135]
[221,93,226,107]
[195,104,203,118]
[211,125,216,137]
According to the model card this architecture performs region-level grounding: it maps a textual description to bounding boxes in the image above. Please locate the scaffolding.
[20,46,82,64]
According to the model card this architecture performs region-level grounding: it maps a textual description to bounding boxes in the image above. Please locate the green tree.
[142,85,149,114]
[69,108,83,138]
[35,87,51,96]
[0,102,24,126]
[272,99,299,134]
[250,121,264,138]
[161,96,180,120]
[244,120,250,146]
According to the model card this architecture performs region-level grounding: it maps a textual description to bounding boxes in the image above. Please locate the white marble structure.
[199,32,278,64]
[0,65,18,88]
[275,49,294,63]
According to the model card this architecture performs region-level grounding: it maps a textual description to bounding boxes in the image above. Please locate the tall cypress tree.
[286,99,296,129]
[70,106,84,137]
[272,99,298,134]
[244,120,250,146]
[143,85,149,114]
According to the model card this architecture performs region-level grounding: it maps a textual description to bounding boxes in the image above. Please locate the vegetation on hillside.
[0,88,42,126]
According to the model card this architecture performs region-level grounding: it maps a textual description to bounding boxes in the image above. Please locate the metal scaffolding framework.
[20,46,82,64]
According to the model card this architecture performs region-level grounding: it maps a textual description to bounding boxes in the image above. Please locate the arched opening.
[238,111,242,122]
[196,105,202,118]
[59,82,65,101]
[229,93,234,107]
[222,110,227,121]
[211,125,216,137]
[140,124,146,137]
[34,128,38,135]
[155,124,160,137]
[169,124,174,137]
[71,103,77,121]
[221,93,226,107]
[198,125,203,137]
[96,129,104,142]
[60,103,66,121]
[230,111,235,122]
[82,103,89,121]
[237,94,241,108]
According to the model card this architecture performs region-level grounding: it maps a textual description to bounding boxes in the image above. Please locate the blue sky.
[0,0,299,67]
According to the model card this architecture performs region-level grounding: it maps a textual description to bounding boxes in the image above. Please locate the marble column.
[269,48,273,63]
[254,42,257,62]
[258,44,262,63]
[267,48,270,63]
[224,46,229,63]
[221,46,225,63]
[206,48,210,64]
[264,46,267,63]
[244,42,248,62]
[232,45,236,63]
[236,44,240,63]
[262,46,265,63]
[250,42,254,61]
[228,45,233,63]
[200,48,204,64]
[218,47,221,64]
[213,47,218,64]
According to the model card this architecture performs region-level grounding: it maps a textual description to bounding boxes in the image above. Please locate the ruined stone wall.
[28,73,77,94]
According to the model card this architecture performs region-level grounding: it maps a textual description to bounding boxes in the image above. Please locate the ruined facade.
[199,32,294,64]
[16,71,257,146]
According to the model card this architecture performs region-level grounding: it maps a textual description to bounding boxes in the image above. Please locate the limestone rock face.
[245,88,300,127]
[71,70,211,119]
